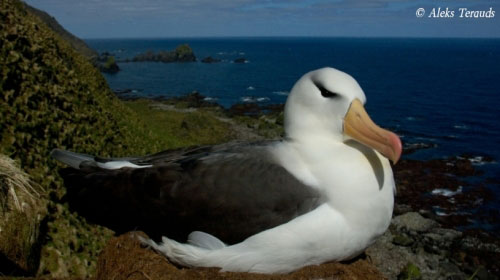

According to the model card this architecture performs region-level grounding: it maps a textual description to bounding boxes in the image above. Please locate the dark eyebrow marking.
[315,83,339,98]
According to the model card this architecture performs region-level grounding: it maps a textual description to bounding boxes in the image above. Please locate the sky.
[24,0,500,39]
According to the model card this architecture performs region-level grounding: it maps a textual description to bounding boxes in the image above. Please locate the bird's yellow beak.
[344,99,402,164]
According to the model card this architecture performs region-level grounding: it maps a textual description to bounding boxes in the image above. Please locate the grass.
[0,155,39,212]
[123,99,234,150]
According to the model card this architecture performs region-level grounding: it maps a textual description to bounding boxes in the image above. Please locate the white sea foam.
[468,156,496,166]
[273,91,289,96]
[435,211,449,217]
[431,186,463,197]
[453,124,468,129]
[241,97,254,103]
[241,96,270,103]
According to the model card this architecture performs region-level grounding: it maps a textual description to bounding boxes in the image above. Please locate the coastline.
[1,1,499,277]
[115,92,500,279]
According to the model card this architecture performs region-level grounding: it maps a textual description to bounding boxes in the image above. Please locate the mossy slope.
[0,0,232,277]
[1,0,168,195]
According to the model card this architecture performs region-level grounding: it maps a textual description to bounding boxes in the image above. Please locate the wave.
[453,124,468,130]
[431,186,463,197]
[273,91,289,96]
[241,96,270,103]
[456,155,497,166]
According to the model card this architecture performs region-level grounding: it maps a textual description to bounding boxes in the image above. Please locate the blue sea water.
[87,37,500,221]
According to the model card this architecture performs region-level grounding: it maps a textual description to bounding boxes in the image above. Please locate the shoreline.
[119,91,500,232]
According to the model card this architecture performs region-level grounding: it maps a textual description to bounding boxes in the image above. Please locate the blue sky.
[24,0,499,38]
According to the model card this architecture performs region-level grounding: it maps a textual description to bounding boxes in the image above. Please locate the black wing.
[56,142,323,244]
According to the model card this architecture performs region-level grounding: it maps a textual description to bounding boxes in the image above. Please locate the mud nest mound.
[96,232,386,280]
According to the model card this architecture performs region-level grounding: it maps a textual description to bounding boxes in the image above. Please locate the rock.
[474,266,498,280]
[393,204,413,215]
[402,142,437,155]
[234,57,248,63]
[162,91,221,109]
[460,236,500,253]
[397,263,421,280]
[0,154,47,275]
[392,157,493,230]
[96,232,387,280]
[425,228,462,250]
[201,56,221,63]
[391,212,438,233]
[99,56,120,74]
[132,44,196,63]
[392,234,414,247]
[229,102,263,116]
[366,221,469,280]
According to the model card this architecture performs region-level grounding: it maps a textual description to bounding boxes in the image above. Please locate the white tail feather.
[187,231,226,250]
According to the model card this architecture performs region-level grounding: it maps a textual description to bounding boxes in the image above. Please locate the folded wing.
[53,142,323,244]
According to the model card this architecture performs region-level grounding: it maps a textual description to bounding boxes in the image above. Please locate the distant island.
[201,56,221,63]
[129,44,196,63]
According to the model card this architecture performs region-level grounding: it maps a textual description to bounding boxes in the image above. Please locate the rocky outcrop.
[367,211,499,280]
[201,56,221,63]
[98,55,120,74]
[132,44,196,63]
[234,57,248,63]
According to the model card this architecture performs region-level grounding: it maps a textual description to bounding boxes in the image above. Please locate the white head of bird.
[284,67,402,164]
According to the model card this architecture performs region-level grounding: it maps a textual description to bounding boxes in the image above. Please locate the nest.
[96,232,387,280]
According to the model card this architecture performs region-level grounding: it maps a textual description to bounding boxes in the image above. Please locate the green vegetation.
[23,3,97,60]
[103,56,116,69]
[123,99,233,147]
[0,0,233,277]
[132,44,196,62]
[0,155,45,274]
[398,263,422,280]
[175,44,196,61]
[1,0,172,196]
[233,112,285,139]
[100,55,119,73]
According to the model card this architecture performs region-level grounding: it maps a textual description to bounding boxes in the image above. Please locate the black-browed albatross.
[52,67,402,274]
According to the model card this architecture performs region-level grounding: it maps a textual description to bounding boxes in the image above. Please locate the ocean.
[86,37,500,220]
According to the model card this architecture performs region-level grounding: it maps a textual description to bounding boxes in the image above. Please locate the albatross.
[51,67,402,274]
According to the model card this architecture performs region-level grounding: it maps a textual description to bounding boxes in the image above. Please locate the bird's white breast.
[271,139,394,245]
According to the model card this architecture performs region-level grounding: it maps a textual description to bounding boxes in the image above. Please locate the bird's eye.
[318,85,339,98]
